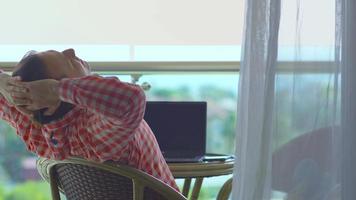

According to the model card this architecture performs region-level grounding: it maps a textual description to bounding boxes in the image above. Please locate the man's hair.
[12,52,74,124]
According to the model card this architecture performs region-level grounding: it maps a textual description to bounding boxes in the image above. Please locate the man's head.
[12,49,91,124]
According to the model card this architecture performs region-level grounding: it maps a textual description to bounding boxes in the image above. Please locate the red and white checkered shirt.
[0,75,179,191]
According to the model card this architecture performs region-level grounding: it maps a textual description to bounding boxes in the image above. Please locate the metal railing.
[0,61,337,74]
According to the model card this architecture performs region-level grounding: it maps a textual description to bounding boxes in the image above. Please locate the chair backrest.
[215,127,337,199]
[272,126,339,192]
[36,157,187,200]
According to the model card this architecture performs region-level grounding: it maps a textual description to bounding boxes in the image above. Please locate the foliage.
[148,86,193,101]
[273,74,339,150]
[198,186,222,200]
[0,186,4,200]
[0,181,51,200]
[0,122,34,182]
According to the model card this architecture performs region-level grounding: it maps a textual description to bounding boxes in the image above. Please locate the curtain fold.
[232,0,280,199]
[232,0,355,199]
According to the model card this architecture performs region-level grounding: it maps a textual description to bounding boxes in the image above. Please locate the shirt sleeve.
[0,96,22,127]
[0,70,31,129]
[58,75,146,131]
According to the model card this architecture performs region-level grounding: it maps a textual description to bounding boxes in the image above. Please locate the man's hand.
[0,73,30,106]
[20,79,61,115]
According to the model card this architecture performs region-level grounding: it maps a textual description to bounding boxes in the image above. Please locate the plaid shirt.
[0,75,179,191]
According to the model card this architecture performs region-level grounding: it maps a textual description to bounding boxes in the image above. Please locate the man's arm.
[22,75,146,130]
[0,73,32,127]
[60,75,146,129]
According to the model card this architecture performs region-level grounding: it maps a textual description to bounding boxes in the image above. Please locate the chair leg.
[182,178,192,197]
[216,177,233,200]
[49,168,61,200]
[190,178,203,200]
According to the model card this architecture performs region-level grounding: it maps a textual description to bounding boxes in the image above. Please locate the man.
[0,49,179,191]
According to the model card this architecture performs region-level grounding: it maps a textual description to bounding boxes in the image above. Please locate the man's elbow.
[132,86,146,121]
[123,86,146,128]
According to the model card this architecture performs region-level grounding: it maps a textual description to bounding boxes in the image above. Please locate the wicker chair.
[216,177,233,200]
[36,157,187,200]
[216,127,337,199]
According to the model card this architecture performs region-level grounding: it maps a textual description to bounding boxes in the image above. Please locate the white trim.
[0,61,337,73]
[0,61,239,73]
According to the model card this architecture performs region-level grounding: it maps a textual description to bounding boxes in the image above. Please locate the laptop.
[144,101,207,163]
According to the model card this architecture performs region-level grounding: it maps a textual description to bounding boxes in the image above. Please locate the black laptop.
[144,101,207,163]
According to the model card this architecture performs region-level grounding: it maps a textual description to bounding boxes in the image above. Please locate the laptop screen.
[143,101,207,159]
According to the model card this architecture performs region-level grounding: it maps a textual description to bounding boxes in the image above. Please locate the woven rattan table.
[168,158,234,200]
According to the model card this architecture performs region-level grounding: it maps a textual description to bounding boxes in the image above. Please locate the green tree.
[0,185,4,200]
[0,121,33,182]
[148,86,192,101]
[5,181,51,200]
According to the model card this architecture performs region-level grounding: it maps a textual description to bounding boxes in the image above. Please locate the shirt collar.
[43,106,83,130]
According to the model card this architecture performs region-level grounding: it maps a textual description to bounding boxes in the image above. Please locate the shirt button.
[51,138,58,146]
[50,132,58,146]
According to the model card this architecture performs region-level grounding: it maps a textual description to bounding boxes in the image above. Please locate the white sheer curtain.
[233,0,280,199]
[233,0,356,199]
